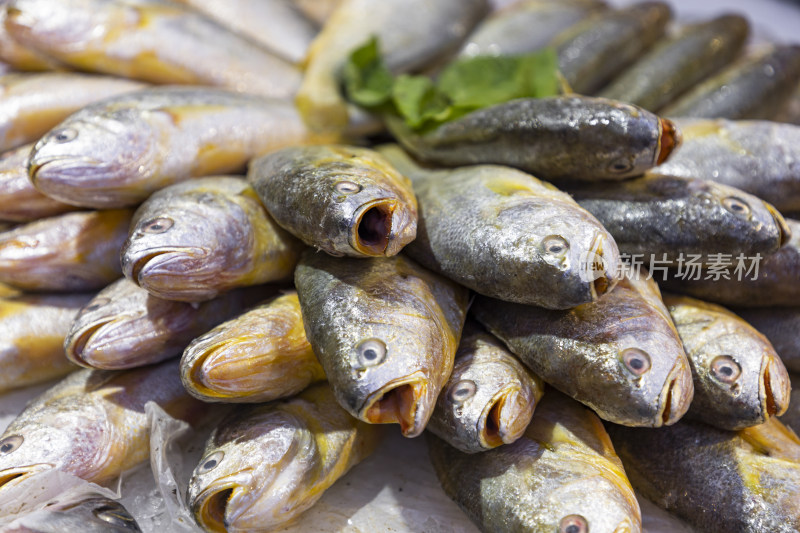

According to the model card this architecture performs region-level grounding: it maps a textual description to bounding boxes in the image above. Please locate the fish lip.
[28,155,102,184]
[656,358,694,427]
[766,203,792,248]
[350,198,415,257]
[181,342,236,400]
[123,247,206,285]
[192,480,242,533]
[360,374,429,437]
[477,386,529,449]
[65,318,115,367]
[0,464,54,492]
[586,233,618,300]
[655,117,681,165]
[761,355,791,418]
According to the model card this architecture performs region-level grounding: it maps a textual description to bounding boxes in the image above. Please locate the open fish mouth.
[656,117,681,165]
[657,359,694,427]
[351,199,414,257]
[65,318,115,367]
[361,376,428,437]
[0,464,54,492]
[193,482,240,533]
[478,387,530,448]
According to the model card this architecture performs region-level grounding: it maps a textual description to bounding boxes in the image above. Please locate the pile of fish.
[1,0,800,531]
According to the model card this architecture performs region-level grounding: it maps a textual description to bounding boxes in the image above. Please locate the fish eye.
[355,338,387,368]
[50,127,78,143]
[621,348,651,376]
[83,297,110,313]
[608,157,634,174]
[196,451,224,474]
[334,180,362,194]
[542,235,569,257]
[93,504,136,528]
[448,380,477,404]
[141,217,174,234]
[559,514,589,533]
[722,197,751,218]
[710,355,741,384]
[0,435,23,454]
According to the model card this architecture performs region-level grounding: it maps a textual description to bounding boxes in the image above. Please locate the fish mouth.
[193,482,239,533]
[361,376,428,437]
[762,355,791,418]
[657,359,694,426]
[0,464,53,492]
[124,247,205,285]
[65,319,115,368]
[656,118,681,165]
[766,203,792,248]
[586,234,617,300]
[28,155,102,185]
[183,342,240,400]
[351,199,415,257]
[478,388,531,449]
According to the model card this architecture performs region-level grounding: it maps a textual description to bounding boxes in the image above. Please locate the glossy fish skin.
[0,209,132,292]
[663,218,800,307]
[607,417,800,533]
[473,271,694,428]
[0,360,202,492]
[181,291,326,403]
[5,0,301,98]
[0,73,146,153]
[664,294,790,430]
[0,292,92,393]
[389,95,680,182]
[428,391,642,533]
[173,0,317,64]
[379,144,620,308]
[569,173,790,265]
[296,0,488,133]
[458,0,606,58]
[552,1,672,94]
[2,495,142,532]
[653,118,800,213]
[600,15,749,112]
[28,88,332,209]
[735,308,800,373]
[247,145,417,258]
[122,177,302,302]
[63,278,263,370]
[0,143,76,222]
[0,0,57,71]
[295,252,468,438]
[427,322,545,454]
[186,384,380,533]
[662,45,800,120]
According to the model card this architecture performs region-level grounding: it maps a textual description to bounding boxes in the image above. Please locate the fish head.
[542,474,641,533]
[29,109,159,207]
[187,409,316,532]
[5,0,101,48]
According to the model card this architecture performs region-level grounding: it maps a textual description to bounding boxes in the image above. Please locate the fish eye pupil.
[720,365,733,376]
[363,348,377,361]
[0,443,11,453]
[0,435,23,454]
[566,527,580,533]
[204,459,217,470]
[629,358,644,370]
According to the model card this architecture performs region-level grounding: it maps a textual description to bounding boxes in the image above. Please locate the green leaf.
[392,75,452,129]
[341,36,394,108]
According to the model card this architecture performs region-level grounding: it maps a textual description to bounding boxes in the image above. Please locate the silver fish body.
[1,495,142,532]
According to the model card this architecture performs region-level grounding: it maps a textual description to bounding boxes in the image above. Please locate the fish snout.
[656,118,682,165]
[362,378,430,437]
[353,199,414,257]
[659,358,694,426]
[481,388,533,448]
[763,355,791,417]
[766,203,792,248]
[64,319,114,368]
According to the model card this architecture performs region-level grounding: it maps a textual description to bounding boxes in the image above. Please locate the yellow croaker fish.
[0,0,57,71]
[428,390,642,533]
[295,251,469,437]
[186,384,380,532]
[608,416,800,532]
[247,145,417,258]
[664,294,791,430]
[0,292,93,393]
[0,209,133,292]
[5,0,301,97]
[427,322,545,454]
[0,73,146,153]
[0,360,203,493]
[473,269,694,427]
[121,177,303,302]
[296,0,488,132]
[28,87,334,209]
[1,495,143,532]
[181,291,326,403]
[0,143,76,222]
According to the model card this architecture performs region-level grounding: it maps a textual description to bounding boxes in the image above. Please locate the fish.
[779,373,800,434]
[662,45,800,120]
[663,293,790,430]
[653,118,800,213]
[734,307,800,373]
[662,218,800,307]
[172,0,317,64]
[0,143,76,222]
[0,209,133,292]
[426,322,545,454]
[180,291,326,403]
[296,0,488,132]
[4,0,301,98]
[387,95,681,182]
[63,278,267,370]
[568,173,791,265]
[28,87,334,209]
[0,73,146,153]
[378,144,620,308]
[247,145,417,258]
[472,269,694,427]
[294,251,469,437]
[0,0,57,71]
[427,390,642,533]
[1,495,142,532]
[0,360,202,493]
[551,1,672,94]
[0,292,93,393]
[457,0,607,58]
[599,14,749,112]
[121,176,303,302]
[186,383,380,532]
[607,416,800,533]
